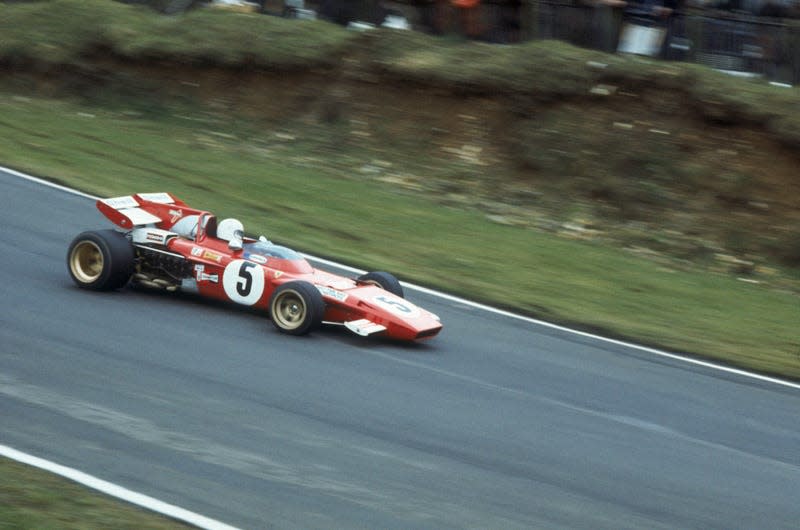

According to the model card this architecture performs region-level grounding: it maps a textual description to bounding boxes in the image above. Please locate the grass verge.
[0,456,190,529]
[0,90,798,380]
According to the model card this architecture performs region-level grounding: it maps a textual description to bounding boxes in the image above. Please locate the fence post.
[684,10,703,63]
[521,0,539,42]
[594,2,623,53]
[789,21,800,85]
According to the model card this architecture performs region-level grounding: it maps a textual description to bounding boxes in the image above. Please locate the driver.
[217,218,245,250]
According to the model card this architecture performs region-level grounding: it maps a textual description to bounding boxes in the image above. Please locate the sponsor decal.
[138,192,174,204]
[132,228,171,244]
[372,295,420,318]
[316,285,349,302]
[203,250,223,263]
[102,196,138,209]
[191,247,203,257]
[145,231,166,244]
[245,253,268,265]
[223,259,265,306]
[198,272,219,284]
[195,263,218,283]
[169,209,183,223]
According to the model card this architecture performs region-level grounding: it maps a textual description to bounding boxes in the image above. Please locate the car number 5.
[223,259,265,306]
[376,296,411,313]
[237,261,255,296]
[373,295,420,318]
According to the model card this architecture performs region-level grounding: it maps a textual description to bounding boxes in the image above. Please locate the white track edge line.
[0,444,241,530]
[6,164,799,393]
[302,250,800,391]
[2,166,97,199]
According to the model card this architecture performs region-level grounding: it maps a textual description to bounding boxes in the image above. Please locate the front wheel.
[269,281,325,336]
[67,230,134,291]
[357,271,404,298]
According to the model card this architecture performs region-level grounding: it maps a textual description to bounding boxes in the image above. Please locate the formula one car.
[66,193,442,340]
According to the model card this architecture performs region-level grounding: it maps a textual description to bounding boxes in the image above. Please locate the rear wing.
[96,192,203,230]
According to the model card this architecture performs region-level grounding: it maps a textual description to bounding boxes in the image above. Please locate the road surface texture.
[1,169,798,529]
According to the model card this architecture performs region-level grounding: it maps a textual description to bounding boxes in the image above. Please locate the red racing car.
[67,193,442,340]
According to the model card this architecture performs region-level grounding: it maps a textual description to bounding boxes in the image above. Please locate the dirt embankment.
[6,41,800,274]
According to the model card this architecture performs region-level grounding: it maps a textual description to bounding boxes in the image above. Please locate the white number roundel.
[372,295,420,318]
[223,259,265,306]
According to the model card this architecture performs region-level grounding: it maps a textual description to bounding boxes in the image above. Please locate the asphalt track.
[1,168,799,529]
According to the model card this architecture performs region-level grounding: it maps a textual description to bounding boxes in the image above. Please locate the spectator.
[623,0,677,22]
[317,0,358,25]
[616,0,678,56]
[414,0,450,35]
[490,0,523,43]
[452,0,483,38]
[592,0,628,52]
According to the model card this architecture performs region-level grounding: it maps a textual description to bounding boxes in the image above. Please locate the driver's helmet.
[217,218,244,242]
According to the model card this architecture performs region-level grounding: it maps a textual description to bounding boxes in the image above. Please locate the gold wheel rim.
[273,290,306,330]
[70,241,104,284]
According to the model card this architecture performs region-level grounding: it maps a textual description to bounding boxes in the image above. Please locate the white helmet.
[217,218,244,248]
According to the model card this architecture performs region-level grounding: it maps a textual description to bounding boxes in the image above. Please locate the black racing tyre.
[67,230,134,291]
[357,271,404,298]
[269,281,325,336]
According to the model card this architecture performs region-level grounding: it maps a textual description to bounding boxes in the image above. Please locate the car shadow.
[67,282,444,349]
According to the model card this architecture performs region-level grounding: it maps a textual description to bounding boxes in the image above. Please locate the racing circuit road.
[1,168,799,529]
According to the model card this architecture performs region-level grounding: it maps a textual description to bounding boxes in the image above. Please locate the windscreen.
[244,241,303,260]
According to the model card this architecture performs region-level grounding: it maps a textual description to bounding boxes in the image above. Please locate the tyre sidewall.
[269,281,324,335]
[67,230,134,291]
[357,271,404,298]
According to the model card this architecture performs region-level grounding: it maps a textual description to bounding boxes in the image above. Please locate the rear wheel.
[269,281,325,335]
[357,271,404,298]
[67,230,134,291]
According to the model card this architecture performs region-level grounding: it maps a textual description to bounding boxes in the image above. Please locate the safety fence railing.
[411,0,800,84]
